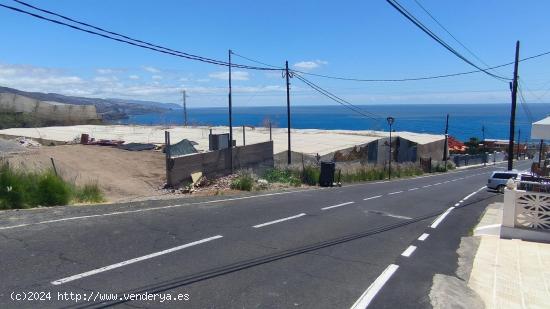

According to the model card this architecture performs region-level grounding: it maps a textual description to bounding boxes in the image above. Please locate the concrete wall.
[167,141,274,186]
[418,139,446,162]
[0,93,100,124]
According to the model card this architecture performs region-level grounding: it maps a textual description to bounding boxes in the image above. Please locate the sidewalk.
[468,202,550,308]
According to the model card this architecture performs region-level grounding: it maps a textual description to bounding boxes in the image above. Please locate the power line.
[0,1,279,71]
[386,0,510,81]
[293,73,382,121]
[412,0,491,69]
[234,49,550,83]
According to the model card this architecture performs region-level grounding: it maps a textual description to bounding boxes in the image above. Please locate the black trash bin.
[319,161,335,187]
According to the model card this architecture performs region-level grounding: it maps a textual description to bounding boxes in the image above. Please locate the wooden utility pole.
[443,114,449,171]
[182,90,188,126]
[228,49,234,172]
[507,41,520,171]
[285,61,292,165]
[516,129,521,160]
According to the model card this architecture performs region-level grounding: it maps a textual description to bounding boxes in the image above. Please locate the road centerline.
[363,195,382,201]
[388,191,403,195]
[51,235,223,285]
[321,201,355,211]
[418,233,430,241]
[252,213,306,228]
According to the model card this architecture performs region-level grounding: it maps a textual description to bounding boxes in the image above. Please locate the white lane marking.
[418,233,430,241]
[454,203,460,207]
[252,213,306,228]
[388,191,403,195]
[443,180,451,184]
[366,210,412,220]
[350,264,399,309]
[430,207,455,229]
[51,235,223,285]
[474,224,501,231]
[0,189,325,231]
[423,184,433,188]
[321,201,355,211]
[433,182,442,186]
[364,195,382,201]
[401,245,417,257]
[408,187,419,191]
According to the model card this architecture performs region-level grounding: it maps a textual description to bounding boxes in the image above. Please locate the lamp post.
[387,117,395,180]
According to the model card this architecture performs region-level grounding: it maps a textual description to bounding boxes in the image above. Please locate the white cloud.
[293,60,328,71]
[208,71,249,81]
[143,66,161,74]
[93,76,119,83]
[128,75,140,80]
[96,68,118,75]
[152,75,163,80]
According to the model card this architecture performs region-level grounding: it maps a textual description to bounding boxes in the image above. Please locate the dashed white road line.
[454,203,460,207]
[321,201,355,211]
[51,235,223,285]
[433,182,442,186]
[364,195,382,201]
[388,191,403,195]
[401,245,417,257]
[422,184,433,188]
[418,233,430,241]
[349,264,399,309]
[430,207,455,229]
[252,213,306,228]
[408,187,419,191]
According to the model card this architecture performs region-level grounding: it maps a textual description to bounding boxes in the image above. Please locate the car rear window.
[492,173,517,179]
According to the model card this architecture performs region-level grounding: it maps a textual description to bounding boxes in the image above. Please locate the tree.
[464,137,483,155]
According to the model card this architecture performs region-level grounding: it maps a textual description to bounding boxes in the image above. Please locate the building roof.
[532,116,550,139]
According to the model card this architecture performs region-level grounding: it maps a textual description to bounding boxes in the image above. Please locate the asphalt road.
[0,160,532,309]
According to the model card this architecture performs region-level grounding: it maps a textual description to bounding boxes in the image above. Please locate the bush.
[36,172,71,206]
[339,163,424,183]
[230,172,254,191]
[301,165,320,186]
[0,163,104,209]
[263,168,301,186]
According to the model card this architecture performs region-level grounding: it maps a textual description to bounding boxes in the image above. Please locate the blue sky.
[0,0,549,107]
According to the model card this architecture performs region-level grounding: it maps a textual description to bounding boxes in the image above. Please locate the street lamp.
[387,117,395,180]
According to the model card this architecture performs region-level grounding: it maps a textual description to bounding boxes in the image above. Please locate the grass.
[0,163,104,210]
[230,171,255,191]
[263,168,302,187]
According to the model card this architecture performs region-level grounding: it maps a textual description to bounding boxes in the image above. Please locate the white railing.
[503,189,550,231]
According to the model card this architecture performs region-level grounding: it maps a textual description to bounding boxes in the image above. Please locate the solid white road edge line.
[418,233,429,241]
[51,235,223,285]
[252,213,306,228]
[430,207,455,229]
[363,195,383,201]
[401,245,417,257]
[321,201,355,211]
[349,264,399,309]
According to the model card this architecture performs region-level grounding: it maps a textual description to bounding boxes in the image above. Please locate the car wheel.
[497,185,505,193]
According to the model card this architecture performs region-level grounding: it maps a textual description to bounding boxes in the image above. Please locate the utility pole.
[516,128,521,160]
[182,90,188,126]
[482,125,486,166]
[539,139,544,166]
[285,61,292,165]
[443,114,449,171]
[228,49,234,172]
[507,41,520,171]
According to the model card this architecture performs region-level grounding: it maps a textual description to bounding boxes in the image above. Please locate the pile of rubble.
[14,137,41,148]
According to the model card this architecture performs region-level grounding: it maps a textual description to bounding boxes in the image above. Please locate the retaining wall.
[167,141,274,186]
[0,93,100,123]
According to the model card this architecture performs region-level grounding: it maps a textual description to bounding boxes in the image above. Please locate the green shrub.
[263,168,301,186]
[301,165,320,186]
[231,172,254,191]
[0,163,105,209]
[36,172,71,206]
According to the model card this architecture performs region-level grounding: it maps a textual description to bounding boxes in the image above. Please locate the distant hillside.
[0,86,179,120]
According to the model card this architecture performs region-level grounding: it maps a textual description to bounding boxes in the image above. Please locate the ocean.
[120,103,550,142]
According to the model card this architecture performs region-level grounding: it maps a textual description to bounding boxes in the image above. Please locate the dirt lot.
[4,144,166,202]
